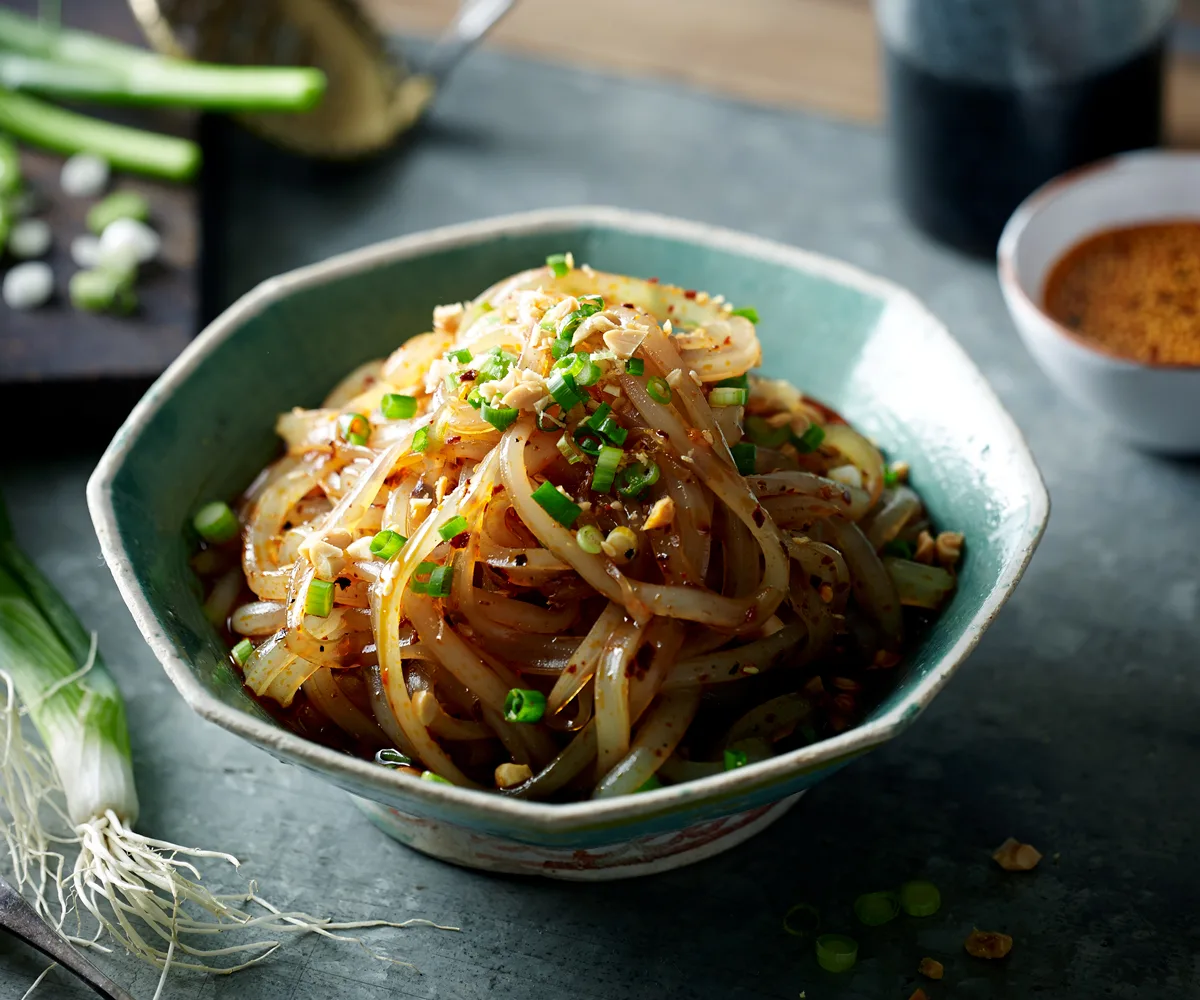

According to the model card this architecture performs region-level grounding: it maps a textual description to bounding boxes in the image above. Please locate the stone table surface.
[3,46,1199,1000]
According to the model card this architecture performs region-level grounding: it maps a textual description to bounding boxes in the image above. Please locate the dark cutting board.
[0,0,201,382]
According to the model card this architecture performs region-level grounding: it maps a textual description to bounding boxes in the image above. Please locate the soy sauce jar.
[875,0,1176,257]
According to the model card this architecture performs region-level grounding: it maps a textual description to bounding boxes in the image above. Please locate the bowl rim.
[89,205,1049,833]
[997,148,1200,373]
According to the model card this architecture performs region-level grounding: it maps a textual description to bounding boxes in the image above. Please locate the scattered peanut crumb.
[434,475,450,504]
[993,837,1043,871]
[818,583,833,603]
[909,990,929,1000]
[643,496,676,531]
[918,957,944,980]
[741,665,760,675]
[872,649,901,669]
[965,929,1013,959]
[914,530,936,564]
[495,762,533,788]
[935,530,964,569]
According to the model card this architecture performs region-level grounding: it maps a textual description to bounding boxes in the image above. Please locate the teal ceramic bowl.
[88,208,1048,879]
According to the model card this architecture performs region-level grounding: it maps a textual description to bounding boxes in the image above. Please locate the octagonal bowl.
[88,207,1048,880]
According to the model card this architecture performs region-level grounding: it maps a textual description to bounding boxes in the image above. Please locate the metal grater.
[126,0,514,158]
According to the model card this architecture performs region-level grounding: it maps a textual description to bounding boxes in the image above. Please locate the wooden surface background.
[368,0,1200,147]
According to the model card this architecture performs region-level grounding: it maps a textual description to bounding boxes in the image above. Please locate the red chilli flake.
[684,289,697,300]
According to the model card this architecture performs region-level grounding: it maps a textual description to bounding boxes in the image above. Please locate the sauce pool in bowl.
[1043,221,1200,366]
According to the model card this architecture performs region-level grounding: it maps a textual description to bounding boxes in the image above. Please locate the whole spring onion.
[0,9,326,112]
[0,494,445,991]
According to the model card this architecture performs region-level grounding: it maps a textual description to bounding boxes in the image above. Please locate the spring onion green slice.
[744,415,791,448]
[536,403,565,432]
[573,427,604,457]
[646,376,672,404]
[793,423,826,453]
[444,347,472,364]
[481,402,519,432]
[531,482,582,527]
[883,466,900,488]
[597,416,628,446]
[438,516,469,541]
[192,501,238,544]
[547,370,586,412]
[576,524,604,554]
[503,687,546,724]
[412,427,430,453]
[731,442,757,475]
[554,352,588,378]
[550,337,573,360]
[882,539,914,560]
[381,393,417,420]
[409,561,437,594]
[710,387,747,407]
[854,891,900,927]
[230,638,254,667]
[591,445,623,494]
[476,348,516,383]
[0,134,20,194]
[427,564,453,597]
[374,748,412,768]
[899,880,941,917]
[815,934,858,972]
[615,461,659,499]
[635,774,662,792]
[421,771,453,784]
[557,433,587,464]
[783,903,820,937]
[625,357,645,375]
[575,359,602,386]
[730,306,759,323]
[557,310,585,341]
[723,748,748,770]
[584,403,612,431]
[546,253,570,277]
[305,579,335,617]
[369,529,406,560]
[716,373,750,390]
[578,293,603,313]
[86,189,148,234]
[338,412,370,447]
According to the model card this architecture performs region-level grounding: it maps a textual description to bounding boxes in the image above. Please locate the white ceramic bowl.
[998,150,1200,453]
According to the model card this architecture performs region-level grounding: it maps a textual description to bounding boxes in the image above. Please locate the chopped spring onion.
[86,189,148,235]
[815,934,858,973]
[546,253,571,277]
[503,687,546,724]
[793,423,826,453]
[575,358,603,386]
[557,310,585,342]
[466,388,484,409]
[615,460,659,499]
[381,393,417,420]
[576,524,604,554]
[305,579,335,617]
[578,293,603,313]
[625,357,645,375]
[550,337,573,360]
[597,416,628,446]
[427,564,454,597]
[369,529,407,560]
[646,376,672,404]
[591,445,623,494]
[421,771,453,784]
[899,880,941,917]
[338,412,370,447]
[481,402,519,432]
[412,427,430,453]
[635,774,662,792]
[783,903,820,937]
[375,748,412,768]
[531,481,583,527]
[723,748,748,770]
[584,402,612,431]
[70,266,136,315]
[854,891,900,926]
[731,442,757,475]
[554,352,588,378]
[573,427,604,457]
[445,347,472,364]
[409,561,437,594]
[882,539,914,560]
[230,638,254,668]
[730,306,760,323]
[438,516,469,541]
[709,386,747,407]
[716,373,750,390]
[443,372,460,394]
[557,433,587,464]
[476,348,516,383]
[0,133,19,194]
[536,403,566,432]
[744,415,791,448]
[193,501,239,544]
[547,370,586,412]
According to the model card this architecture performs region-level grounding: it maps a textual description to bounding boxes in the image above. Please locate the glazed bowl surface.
[89,207,1048,879]
[998,150,1200,453]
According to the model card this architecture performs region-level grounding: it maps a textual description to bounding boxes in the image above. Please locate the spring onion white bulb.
[7,217,51,258]
[1,260,53,309]
[60,152,110,197]
[70,233,102,268]
[99,216,160,264]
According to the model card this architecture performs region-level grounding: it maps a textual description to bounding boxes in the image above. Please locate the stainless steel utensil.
[127,0,515,157]
[0,875,136,1000]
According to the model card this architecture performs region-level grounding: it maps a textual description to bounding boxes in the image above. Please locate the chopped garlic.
[346,537,376,561]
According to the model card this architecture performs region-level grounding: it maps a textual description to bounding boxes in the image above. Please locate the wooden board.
[0,0,201,383]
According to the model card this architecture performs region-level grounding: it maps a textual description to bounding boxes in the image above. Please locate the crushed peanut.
[872,649,902,669]
[918,958,944,980]
[435,476,449,504]
[914,530,936,564]
[909,990,929,1000]
[819,583,834,603]
[432,302,464,336]
[643,496,676,531]
[495,762,533,788]
[965,929,1013,960]
[992,837,1042,872]
[935,531,964,569]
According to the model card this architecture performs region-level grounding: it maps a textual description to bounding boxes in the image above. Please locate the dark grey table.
[4,47,1199,1000]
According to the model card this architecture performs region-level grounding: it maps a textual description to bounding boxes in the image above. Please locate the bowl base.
[352,792,804,880]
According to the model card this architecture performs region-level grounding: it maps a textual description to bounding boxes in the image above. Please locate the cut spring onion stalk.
[744,416,790,448]
[816,934,858,972]
[783,903,820,937]
[646,376,672,404]
[557,433,586,465]
[576,524,604,554]
[854,891,900,926]
[624,357,645,375]
[438,515,469,541]
[899,880,941,916]
[723,748,748,770]
[422,771,452,784]
[0,133,19,193]
[305,579,335,617]
[482,402,519,432]
[86,189,148,234]
[730,306,759,323]
[794,423,826,453]
[635,774,662,792]
[545,252,571,277]
[591,445,623,494]
[369,530,406,561]
[731,442,757,475]
[0,88,201,180]
[231,638,254,667]
[381,393,417,420]
[709,386,747,407]
[0,495,452,990]
[445,347,472,364]
[375,748,412,768]
[504,688,547,724]
[192,501,239,544]
[412,427,430,452]
[531,481,582,527]
[338,412,370,447]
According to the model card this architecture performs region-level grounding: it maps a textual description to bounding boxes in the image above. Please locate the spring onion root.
[0,88,200,180]
[0,8,326,112]
[0,496,456,995]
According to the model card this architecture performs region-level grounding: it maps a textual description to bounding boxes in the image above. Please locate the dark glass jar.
[875,0,1175,257]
